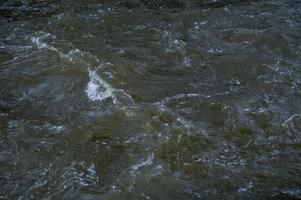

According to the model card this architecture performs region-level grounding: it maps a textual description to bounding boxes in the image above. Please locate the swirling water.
[0,0,301,199]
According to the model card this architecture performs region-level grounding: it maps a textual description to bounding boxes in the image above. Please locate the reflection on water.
[1,0,301,199]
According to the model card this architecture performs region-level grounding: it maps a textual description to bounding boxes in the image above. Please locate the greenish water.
[0,0,301,199]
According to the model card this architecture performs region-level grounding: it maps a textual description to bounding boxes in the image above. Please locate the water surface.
[1,0,301,199]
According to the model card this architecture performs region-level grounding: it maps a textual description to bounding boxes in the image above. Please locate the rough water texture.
[0,0,301,199]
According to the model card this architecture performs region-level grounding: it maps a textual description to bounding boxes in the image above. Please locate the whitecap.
[282,114,300,125]
[85,68,117,103]
[30,34,61,54]
[31,36,48,49]
[44,123,65,133]
[131,154,154,171]
[238,182,253,193]
[282,189,301,198]
[59,161,99,189]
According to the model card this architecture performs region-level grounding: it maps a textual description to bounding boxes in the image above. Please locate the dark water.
[1,0,301,199]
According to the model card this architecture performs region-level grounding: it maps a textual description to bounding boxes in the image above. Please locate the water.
[0,0,301,199]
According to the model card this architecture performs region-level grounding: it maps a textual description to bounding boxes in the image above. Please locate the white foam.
[282,114,300,125]
[44,123,65,133]
[31,34,61,54]
[31,37,48,49]
[86,68,116,103]
[282,189,301,197]
[206,48,223,53]
[64,48,82,62]
[30,32,80,61]
[87,163,96,176]
[60,162,99,189]
[131,154,154,171]
[238,182,253,192]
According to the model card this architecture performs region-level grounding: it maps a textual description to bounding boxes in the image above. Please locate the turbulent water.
[0,0,301,199]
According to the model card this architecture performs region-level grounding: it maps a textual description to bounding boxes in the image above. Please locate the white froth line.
[31,36,62,56]
[30,35,130,104]
[282,114,300,125]
[238,182,253,193]
[31,36,79,61]
[44,123,65,132]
